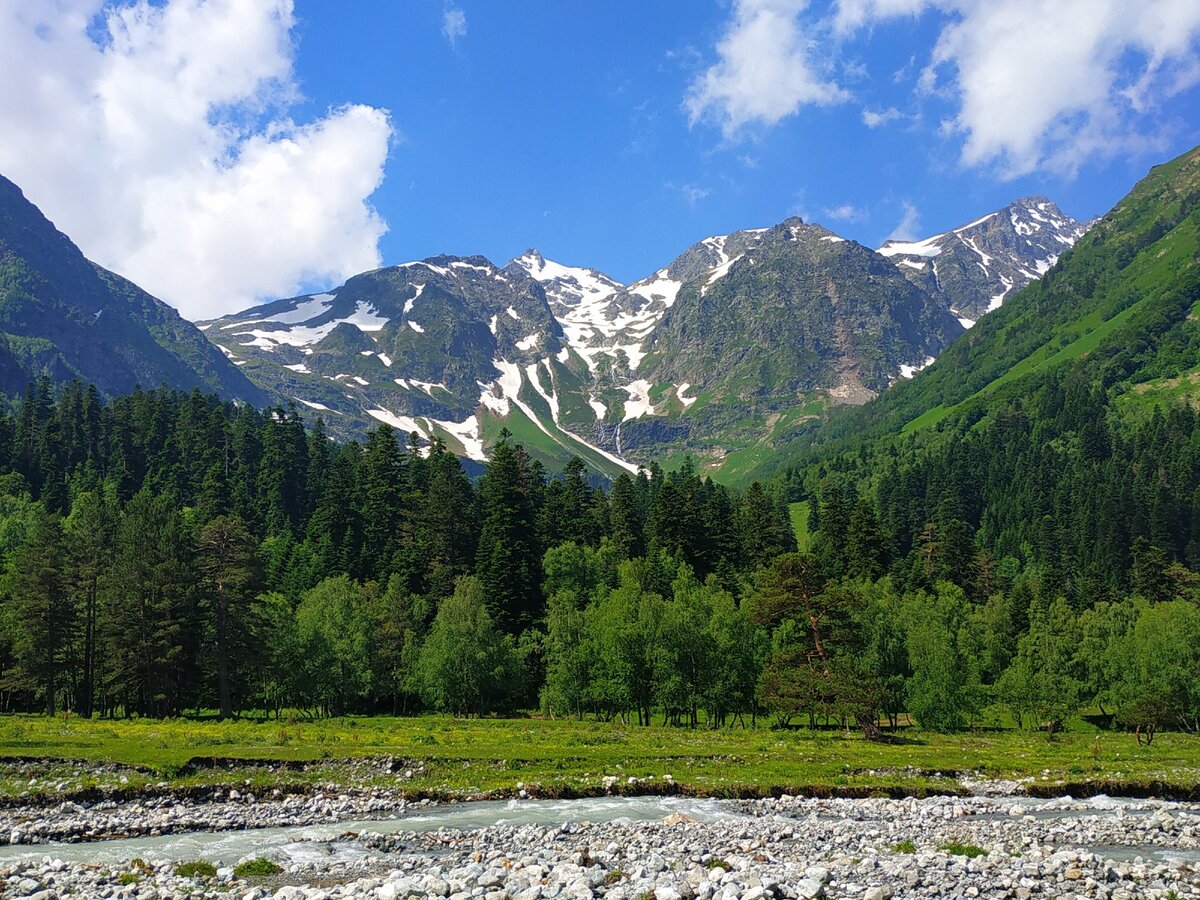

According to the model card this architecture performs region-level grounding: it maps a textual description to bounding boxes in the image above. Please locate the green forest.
[0,374,1198,740]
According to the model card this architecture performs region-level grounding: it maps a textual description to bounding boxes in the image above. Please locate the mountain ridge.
[201,197,1089,479]
[0,174,267,405]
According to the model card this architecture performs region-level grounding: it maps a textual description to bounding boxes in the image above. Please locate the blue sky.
[291,0,1199,283]
[2,0,1199,316]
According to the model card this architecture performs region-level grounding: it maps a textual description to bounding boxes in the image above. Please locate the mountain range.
[197,197,1087,478]
[0,159,1104,479]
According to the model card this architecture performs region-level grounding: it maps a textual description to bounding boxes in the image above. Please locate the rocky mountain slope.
[200,256,634,475]
[204,198,1088,479]
[880,197,1088,323]
[0,174,267,404]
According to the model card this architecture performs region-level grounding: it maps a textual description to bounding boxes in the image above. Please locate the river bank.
[1,791,1199,899]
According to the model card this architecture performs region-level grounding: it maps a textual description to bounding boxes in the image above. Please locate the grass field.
[0,715,1197,801]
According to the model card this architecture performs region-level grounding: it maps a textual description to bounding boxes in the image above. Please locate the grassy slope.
[481,404,629,480]
[0,716,1197,800]
[789,501,811,551]
[769,144,1200,467]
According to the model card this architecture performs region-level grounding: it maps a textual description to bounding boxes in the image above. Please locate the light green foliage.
[418,576,519,716]
[1079,600,1140,718]
[1115,601,1200,733]
[903,584,982,732]
[997,597,1085,729]
[295,575,372,716]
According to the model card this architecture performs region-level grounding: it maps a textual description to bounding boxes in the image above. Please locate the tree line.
[0,377,1197,737]
[0,378,794,718]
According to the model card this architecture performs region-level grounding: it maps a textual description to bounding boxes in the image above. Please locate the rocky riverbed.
[1,791,1199,899]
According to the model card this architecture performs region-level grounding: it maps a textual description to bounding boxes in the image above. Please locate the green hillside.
[785,144,1200,459]
[771,143,1200,596]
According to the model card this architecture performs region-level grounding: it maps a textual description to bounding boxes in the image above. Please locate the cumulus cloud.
[0,0,392,319]
[884,201,922,242]
[442,4,467,48]
[837,0,1200,177]
[685,0,849,136]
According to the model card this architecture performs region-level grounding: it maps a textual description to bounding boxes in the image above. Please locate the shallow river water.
[1,794,1198,870]
[0,796,746,867]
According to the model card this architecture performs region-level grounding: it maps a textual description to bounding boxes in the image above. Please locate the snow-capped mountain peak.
[879,198,1089,321]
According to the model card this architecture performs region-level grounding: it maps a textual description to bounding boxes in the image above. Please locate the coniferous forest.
[1,375,1198,739]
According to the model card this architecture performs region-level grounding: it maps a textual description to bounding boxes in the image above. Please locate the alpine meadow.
[0,2,1199,898]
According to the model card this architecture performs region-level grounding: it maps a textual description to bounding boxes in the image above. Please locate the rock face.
[0,173,266,403]
[200,256,634,475]
[641,217,962,406]
[879,197,1089,323]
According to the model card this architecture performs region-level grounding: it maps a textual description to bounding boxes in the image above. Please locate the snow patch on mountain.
[879,236,944,259]
[622,379,657,421]
[898,356,936,379]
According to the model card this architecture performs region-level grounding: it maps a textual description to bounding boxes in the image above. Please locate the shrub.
[174,860,218,878]
[235,858,283,878]
[940,842,987,858]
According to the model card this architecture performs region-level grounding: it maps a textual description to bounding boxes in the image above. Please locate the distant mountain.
[0,174,266,404]
[204,199,1087,479]
[200,256,634,477]
[879,197,1089,323]
[768,143,1200,588]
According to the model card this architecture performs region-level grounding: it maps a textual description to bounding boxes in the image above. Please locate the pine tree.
[101,489,197,717]
[63,491,113,718]
[608,472,643,559]
[197,516,263,719]
[2,504,68,715]
[476,431,541,629]
[359,426,405,580]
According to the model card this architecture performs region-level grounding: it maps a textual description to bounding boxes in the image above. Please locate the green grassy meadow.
[0,715,1197,801]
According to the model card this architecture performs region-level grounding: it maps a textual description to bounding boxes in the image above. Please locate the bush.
[235,858,283,878]
[174,860,217,878]
[940,842,987,858]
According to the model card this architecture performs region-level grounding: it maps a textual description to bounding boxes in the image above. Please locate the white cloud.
[0,0,392,319]
[861,106,902,127]
[833,0,929,34]
[823,203,865,221]
[685,0,849,136]
[837,0,1200,177]
[679,183,712,206]
[442,4,467,48]
[884,201,921,242]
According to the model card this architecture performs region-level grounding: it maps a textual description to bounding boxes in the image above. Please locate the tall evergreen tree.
[196,516,262,719]
[2,504,68,714]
